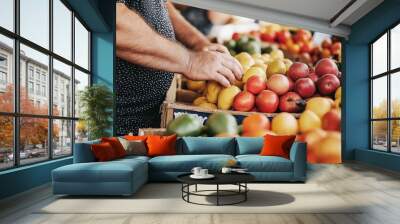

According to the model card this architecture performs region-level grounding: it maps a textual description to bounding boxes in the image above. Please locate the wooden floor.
[1,162,400,224]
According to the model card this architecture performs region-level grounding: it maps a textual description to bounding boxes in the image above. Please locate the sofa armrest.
[289,141,307,181]
[73,140,100,163]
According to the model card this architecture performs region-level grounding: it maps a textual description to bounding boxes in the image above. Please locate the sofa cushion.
[91,142,118,162]
[73,140,100,163]
[101,137,127,158]
[235,137,263,155]
[147,135,177,157]
[53,158,147,183]
[260,134,296,159]
[149,154,235,172]
[118,138,147,156]
[180,137,235,155]
[236,155,293,172]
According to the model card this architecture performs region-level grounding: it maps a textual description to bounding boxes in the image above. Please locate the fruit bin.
[160,101,300,128]
[138,128,167,136]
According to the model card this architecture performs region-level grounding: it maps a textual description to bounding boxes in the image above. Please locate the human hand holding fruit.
[200,43,230,54]
[184,50,243,87]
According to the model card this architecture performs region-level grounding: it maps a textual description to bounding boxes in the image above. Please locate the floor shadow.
[203,190,295,207]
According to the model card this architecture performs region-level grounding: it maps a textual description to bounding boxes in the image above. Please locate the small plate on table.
[190,174,215,179]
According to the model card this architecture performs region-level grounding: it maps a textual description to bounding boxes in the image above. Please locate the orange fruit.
[242,129,275,137]
[242,114,270,133]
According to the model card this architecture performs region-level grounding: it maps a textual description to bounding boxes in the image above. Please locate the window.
[0,35,13,113]
[28,67,34,80]
[0,54,8,89]
[28,81,34,94]
[42,85,46,97]
[0,71,6,85]
[75,18,90,70]
[0,0,91,170]
[35,83,40,95]
[0,55,7,67]
[20,0,49,49]
[371,23,400,154]
[35,70,41,81]
[0,0,14,32]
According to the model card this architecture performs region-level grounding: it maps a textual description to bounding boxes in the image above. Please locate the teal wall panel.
[344,0,400,170]
[0,158,72,199]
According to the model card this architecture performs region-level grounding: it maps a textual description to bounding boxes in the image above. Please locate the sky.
[0,0,89,74]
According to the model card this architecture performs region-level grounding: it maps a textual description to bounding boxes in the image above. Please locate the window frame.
[0,0,92,171]
[370,20,400,154]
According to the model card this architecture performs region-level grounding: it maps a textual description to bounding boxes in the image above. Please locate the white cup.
[200,169,208,176]
[191,167,202,176]
[221,167,232,174]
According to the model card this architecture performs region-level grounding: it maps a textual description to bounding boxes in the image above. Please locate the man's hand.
[184,50,243,87]
[197,43,230,54]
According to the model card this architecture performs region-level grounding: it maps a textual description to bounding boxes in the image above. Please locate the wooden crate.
[138,128,167,136]
[160,102,300,128]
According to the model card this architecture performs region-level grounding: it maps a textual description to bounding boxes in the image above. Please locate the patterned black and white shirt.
[116,0,175,135]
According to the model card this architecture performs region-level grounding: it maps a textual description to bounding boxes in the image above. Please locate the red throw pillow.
[124,135,148,141]
[146,135,177,157]
[101,137,126,158]
[91,142,117,162]
[260,134,296,159]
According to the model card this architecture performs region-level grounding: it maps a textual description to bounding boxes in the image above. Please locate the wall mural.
[115,3,342,164]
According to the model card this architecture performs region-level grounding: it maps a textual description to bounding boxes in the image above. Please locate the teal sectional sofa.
[52,137,306,196]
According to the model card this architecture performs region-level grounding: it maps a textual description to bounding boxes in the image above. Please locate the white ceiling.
[226,0,353,22]
[173,0,384,38]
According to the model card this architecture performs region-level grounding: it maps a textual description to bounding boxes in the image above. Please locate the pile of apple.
[189,50,341,115]
[232,54,341,114]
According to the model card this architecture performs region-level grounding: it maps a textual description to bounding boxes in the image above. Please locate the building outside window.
[28,81,34,94]
[28,66,34,80]
[0,54,7,90]
[0,0,91,170]
[41,85,46,97]
[371,23,400,153]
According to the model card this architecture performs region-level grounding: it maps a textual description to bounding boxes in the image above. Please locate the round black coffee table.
[177,173,255,206]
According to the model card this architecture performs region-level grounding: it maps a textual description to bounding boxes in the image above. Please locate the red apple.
[260,33,275,42]
[287,62,309,81]
[279,92,305,113]
[317,74,340,95]
[266,74,290,95]
[233,91,255,112]
[322,109,341,131]
[232,32,240,41]
[256,90,279,113]
[315,58,339,77]
[294,29,312,43]
[288,77,295,91]
[294,78,316,98]
[276,30,291,44]
[246,75,266,95]
[300,42,313,53]
[308,72,318,83]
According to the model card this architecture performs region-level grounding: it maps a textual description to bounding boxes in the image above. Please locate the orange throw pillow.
[146,135,177,157]
[91,142,117,162]
[260,134,296,159]
[101,137,126,158]
[124,135,148,141]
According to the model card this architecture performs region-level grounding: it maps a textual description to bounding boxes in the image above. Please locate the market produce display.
[169,51,342,163]
[187,51,340,114]
[226,24,342,65]
[172,24,342,164]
